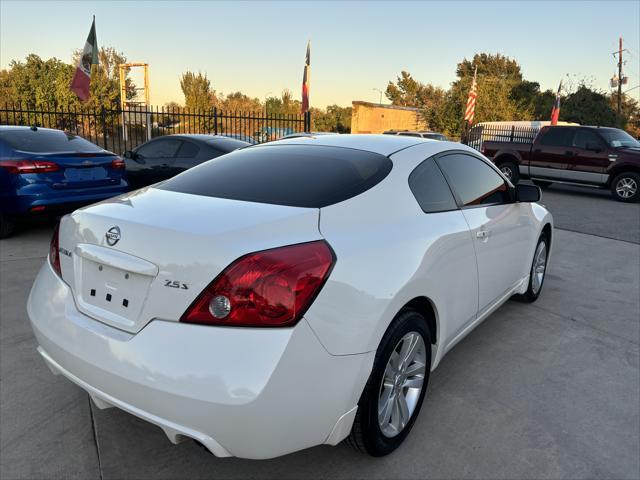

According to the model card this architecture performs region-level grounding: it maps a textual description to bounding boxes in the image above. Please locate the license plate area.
[64,166,107,182]
[77,257,152,328]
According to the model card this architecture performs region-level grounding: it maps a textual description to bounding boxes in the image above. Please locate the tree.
[310,105,352,133]
[218,91,262,112]
[456,53,523,81]
[385,71,446,109]
[1,49,135,110]
[563,86,616,126]
[180,71,215,111]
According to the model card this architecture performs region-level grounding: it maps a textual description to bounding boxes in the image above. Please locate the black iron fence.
[464,124,540,151]
[0,103,311,154]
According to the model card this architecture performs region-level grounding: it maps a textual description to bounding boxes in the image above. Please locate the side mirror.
[516,184,541,202]
[123,150,134,159]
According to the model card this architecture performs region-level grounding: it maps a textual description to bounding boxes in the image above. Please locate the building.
[350,101,426,134]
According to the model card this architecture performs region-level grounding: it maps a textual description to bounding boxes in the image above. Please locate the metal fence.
[464,124,540,151]
[0,103,311,154]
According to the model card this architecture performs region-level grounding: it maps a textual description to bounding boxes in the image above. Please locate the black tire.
[347,309,431,457]
[498,162,520,184]
[532,180,552,189]
[514,233,549,303]
[610,172,640,203]
[0,214,15,239]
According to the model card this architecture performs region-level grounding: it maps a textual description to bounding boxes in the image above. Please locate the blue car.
[0,126,128,238]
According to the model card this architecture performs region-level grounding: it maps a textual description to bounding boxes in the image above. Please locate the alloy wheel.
[616,177,638,199]
[377,332,426,438]
[531,241,547,295]
[500,165,513,179]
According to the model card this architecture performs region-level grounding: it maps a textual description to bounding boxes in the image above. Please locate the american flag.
[464,66,478,125]
[301,41,310,113]
[550,80,562,125]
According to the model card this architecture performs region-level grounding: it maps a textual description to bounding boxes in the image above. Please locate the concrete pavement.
[1,188,639,479]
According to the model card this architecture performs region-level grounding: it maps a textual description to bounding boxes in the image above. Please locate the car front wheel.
[611,172,640,203]
[348,309,431,456]
[515,233,549,303]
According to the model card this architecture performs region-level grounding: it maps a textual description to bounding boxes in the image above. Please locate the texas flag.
[550,80,562,126]
[301,41,310,114]
[70,17,99,101]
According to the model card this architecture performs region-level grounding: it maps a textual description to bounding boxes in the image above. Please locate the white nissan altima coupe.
[28,134,553,459]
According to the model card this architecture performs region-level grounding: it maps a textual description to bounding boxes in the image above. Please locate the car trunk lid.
[58,187,322,333]
[32,152,121,189]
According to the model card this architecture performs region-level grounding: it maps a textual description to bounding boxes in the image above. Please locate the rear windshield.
[159,144,392,208]
[0,129,103,153]
[204,137,250,152]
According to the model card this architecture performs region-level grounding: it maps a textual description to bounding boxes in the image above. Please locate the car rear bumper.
[27,260,374,459]
[2,182,128,215]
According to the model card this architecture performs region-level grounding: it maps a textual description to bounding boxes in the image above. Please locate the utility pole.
[617,37,623,124]
[612,37,628,127]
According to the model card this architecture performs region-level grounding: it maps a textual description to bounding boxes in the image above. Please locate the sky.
[1,0,639,107]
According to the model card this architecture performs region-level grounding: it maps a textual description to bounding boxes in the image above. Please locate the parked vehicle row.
[384,130,449,141]
[482,125,640,202]
[28,134,552,459]
[0,127,251,237]
[123,134,249,190]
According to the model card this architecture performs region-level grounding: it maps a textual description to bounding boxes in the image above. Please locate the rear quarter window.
[159,144,392,208]
[539,127,575,147]
[0,129,103,153]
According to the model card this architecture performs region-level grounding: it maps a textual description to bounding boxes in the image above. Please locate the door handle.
[476,229,490,240]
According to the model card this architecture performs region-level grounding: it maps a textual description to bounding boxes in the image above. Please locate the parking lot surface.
[1,183,639,479]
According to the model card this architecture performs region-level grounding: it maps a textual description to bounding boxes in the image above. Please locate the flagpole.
[463,65,477,144]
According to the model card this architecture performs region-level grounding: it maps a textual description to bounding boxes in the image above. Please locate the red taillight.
[181,241,335,328]
[49,222,62,278]
[0,160,60,174]
[110,157,125,169]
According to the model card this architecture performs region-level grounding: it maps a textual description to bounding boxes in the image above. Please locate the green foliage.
[563,86,616,126]
[386,52,635,138]
[311,105,352,133]
[456,53,523,81]
[1,49,134,110]
[180,71,216,111]
[265,90,301,115]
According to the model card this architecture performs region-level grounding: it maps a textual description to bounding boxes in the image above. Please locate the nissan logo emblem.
[105,226,121,246]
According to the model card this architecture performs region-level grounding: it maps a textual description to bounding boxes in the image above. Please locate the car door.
[529,127,576,180]
[130,138,182,188]
[570,129,610,184]
[437,152,535,314]
[408,157,479,341]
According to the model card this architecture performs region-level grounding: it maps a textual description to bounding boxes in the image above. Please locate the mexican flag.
[70,17,99,101]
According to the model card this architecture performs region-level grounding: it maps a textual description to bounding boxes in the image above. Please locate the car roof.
[264,133,426,156]
[0,125,64,133]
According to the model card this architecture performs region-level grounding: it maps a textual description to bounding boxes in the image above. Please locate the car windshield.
[598,129,640,148]
[159,144,392,208]
[0,128,104,153]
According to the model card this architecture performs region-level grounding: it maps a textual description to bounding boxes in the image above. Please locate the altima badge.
[105,226,121,246]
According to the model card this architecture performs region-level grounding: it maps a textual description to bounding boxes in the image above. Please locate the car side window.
[539,128,575,147]
[136,139,182,158]
[573,130,603,150]
[176,141,200,158]
[437,153,511,207]
[408,158,458,213]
